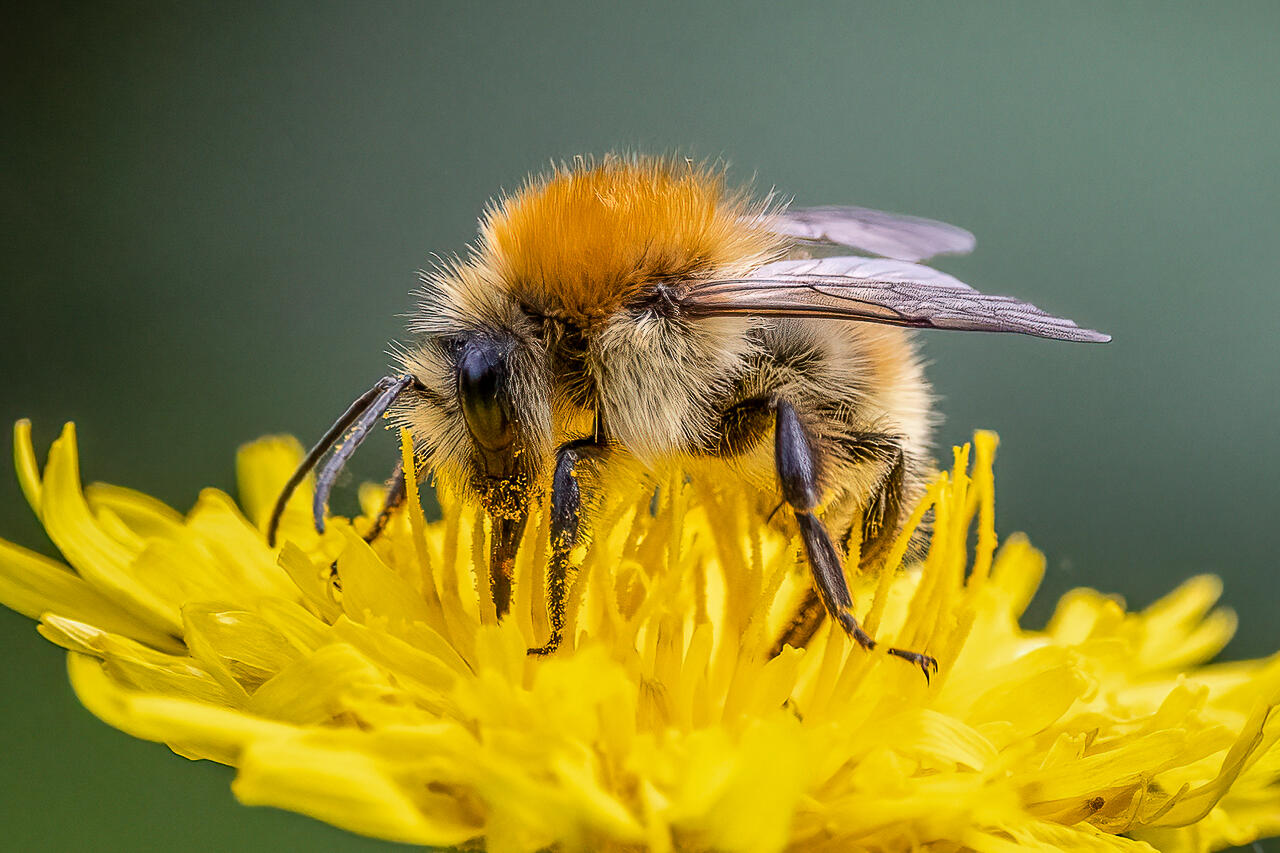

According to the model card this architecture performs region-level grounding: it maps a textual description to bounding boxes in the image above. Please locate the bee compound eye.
[457,342,515,451]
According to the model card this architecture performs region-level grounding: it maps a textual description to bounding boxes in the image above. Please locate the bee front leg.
[490,508,528,619]
[774,400,936,681]
[528,437,609,656]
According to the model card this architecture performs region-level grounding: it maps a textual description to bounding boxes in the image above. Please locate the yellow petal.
[331,617,461,699]
[959,647,1088,743]
[232,735,480,847]
[184,489,300,599]
[181,603,306,692]
[84,481,185,540]
[687,717,811,853]
[0,537,180,651]
[246,642,400,725]
[1135,575,1237,671]
[234,434,307,531]
[336,528,442,636]
[39,424,182,634]
[39,615,224,703]
[67,652,294,764]
[13,419,42,514]
[276,542,342,622]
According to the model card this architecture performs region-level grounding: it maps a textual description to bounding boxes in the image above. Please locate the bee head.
[396,268,555,519]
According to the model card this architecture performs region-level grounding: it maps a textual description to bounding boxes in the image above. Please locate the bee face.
[397,313,552,519]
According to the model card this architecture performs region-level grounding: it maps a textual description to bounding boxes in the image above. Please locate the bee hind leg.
[773,438,908,654]
[775,399,873,648]
[528,437,609,656]
[773,400,936,681]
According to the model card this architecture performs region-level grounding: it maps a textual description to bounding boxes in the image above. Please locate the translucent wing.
[683,257,1110,343]
[768,206,976,262]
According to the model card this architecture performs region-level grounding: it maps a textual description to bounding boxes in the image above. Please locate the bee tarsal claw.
[887,647,938,682]
[835,611,877,651]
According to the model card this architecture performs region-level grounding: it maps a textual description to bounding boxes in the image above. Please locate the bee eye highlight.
[457,342,514,452]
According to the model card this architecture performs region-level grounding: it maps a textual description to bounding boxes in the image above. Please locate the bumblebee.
[269,155,1106,676]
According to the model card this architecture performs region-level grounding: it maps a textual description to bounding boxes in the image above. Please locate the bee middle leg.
[528,436,609,656]
[772,587,828,655]
[774,400,936,680]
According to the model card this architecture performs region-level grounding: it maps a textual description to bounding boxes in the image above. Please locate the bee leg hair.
[774,400,936,681]
[528,436,609,656]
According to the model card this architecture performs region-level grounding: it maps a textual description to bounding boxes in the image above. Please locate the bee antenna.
[266,374,419,546]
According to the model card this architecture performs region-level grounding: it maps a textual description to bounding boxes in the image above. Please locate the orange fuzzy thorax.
[476,156,784,322]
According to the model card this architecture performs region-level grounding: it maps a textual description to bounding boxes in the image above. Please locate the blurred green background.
[3,3,1278,850]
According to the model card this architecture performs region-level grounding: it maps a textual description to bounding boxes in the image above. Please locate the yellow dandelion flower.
[2,419,1278,852]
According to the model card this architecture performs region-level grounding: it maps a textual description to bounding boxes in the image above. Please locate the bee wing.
[683,257,1110,343]
[767,206,976,262]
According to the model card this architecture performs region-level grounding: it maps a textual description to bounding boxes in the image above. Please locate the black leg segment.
[775,399,874,648]
[771,587,826,657]
[773,399,937,680]
[311,376,419,537]
[528,436,608,656]
[774,399,821,510]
